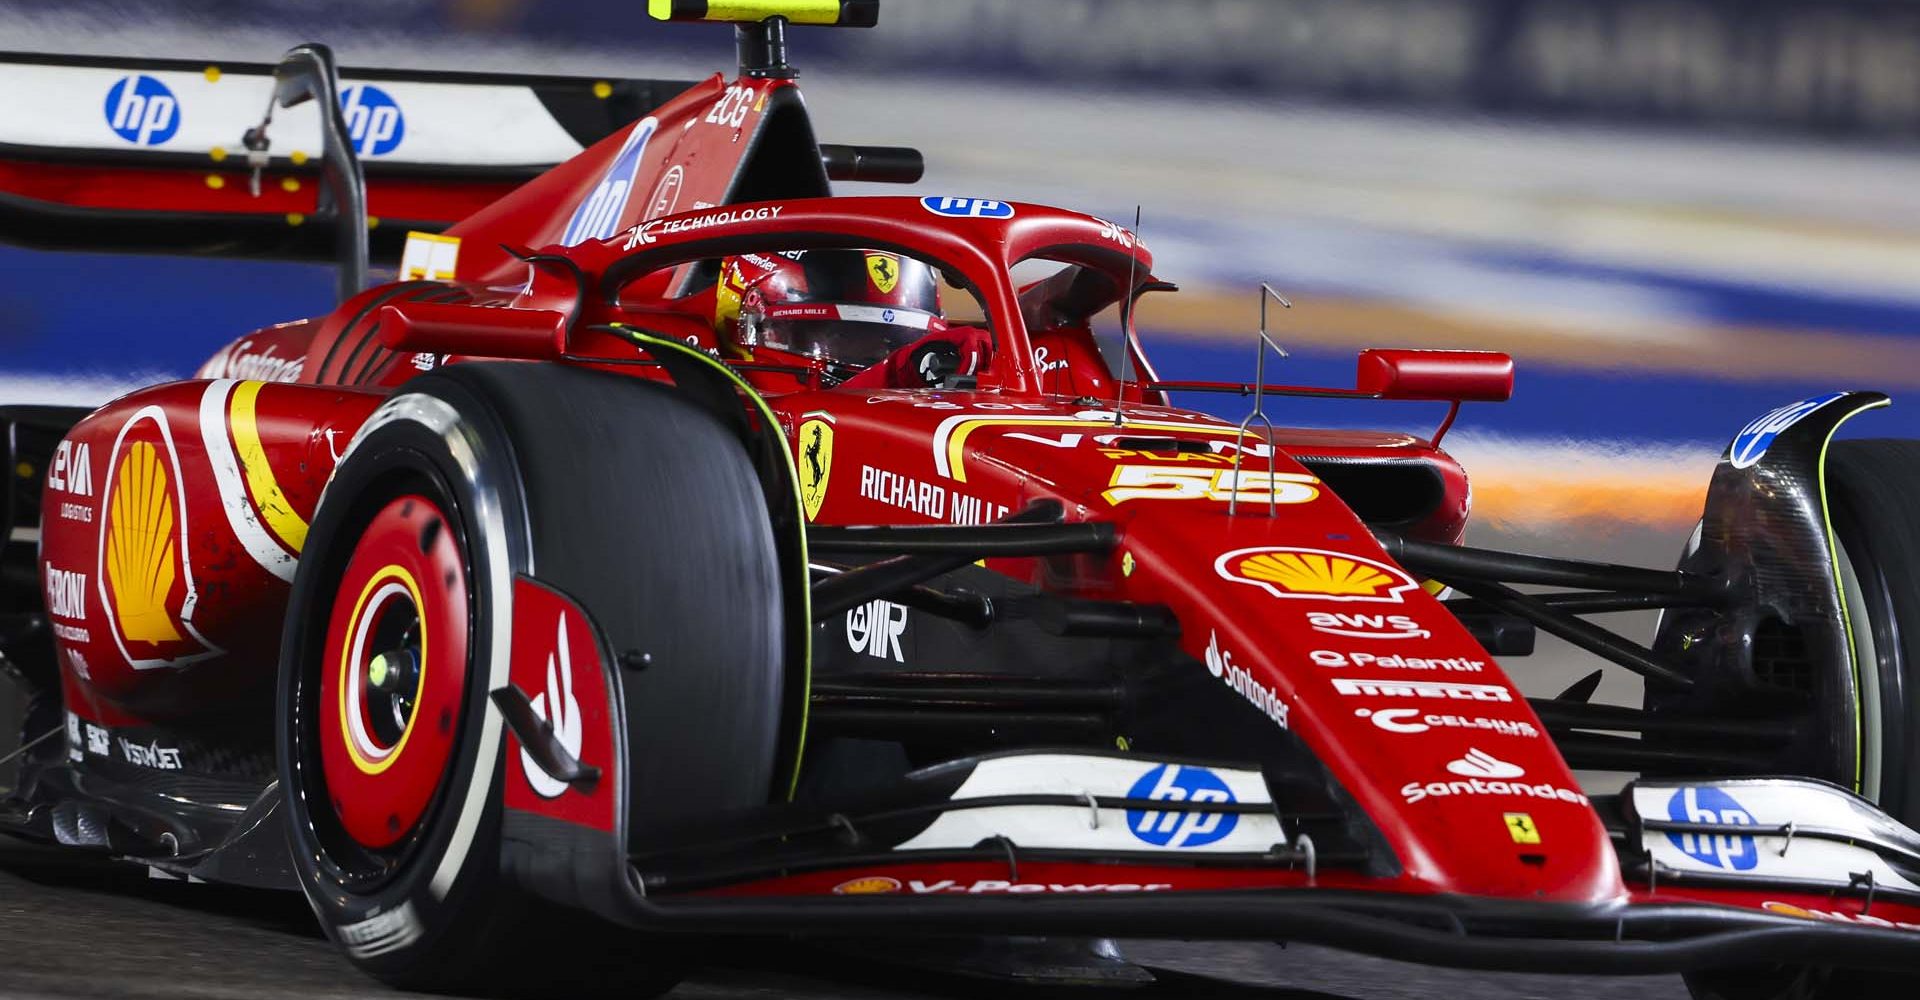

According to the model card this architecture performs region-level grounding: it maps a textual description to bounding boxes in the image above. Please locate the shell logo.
[106,441,183,643]
[1215,547,1418,604]
[95,406,221,671]
[832,876,901,895]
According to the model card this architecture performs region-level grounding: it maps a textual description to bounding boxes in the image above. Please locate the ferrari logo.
[865,252,899,294]
[797,417,833,521]
[1216,547,1418,603]
[1504,812,1541,844]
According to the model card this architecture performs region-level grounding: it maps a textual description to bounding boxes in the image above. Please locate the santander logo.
[1445,748,1525,779]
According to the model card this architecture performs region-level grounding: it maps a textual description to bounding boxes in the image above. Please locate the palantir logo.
[1666,786,1758,871]
[340,85,405,157]
[1125,764,1237,848]
[562,118,658,247]
[103,75,180,146]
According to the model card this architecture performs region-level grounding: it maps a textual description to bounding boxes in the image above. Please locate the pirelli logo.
[1331,678,1513,702]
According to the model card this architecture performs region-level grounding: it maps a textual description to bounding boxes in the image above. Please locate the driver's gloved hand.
[841,325,994,391]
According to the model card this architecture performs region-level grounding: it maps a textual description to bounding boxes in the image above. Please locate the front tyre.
[278,364,785,994]
[1686,438,1920,1000]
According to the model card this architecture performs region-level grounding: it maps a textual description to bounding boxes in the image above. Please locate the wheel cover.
[318,494,470,850]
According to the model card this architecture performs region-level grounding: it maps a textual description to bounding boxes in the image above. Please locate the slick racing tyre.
[1685,439,1920,1000]
[278,363,785,995]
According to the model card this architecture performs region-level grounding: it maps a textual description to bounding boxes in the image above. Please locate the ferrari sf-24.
[2,3,1919,997]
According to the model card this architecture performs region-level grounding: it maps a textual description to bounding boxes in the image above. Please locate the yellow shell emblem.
[864,252,900,294]
[833,876,901,895]
[106,441,184,643]
[797,418,833,522]
[1217,547,1415,603]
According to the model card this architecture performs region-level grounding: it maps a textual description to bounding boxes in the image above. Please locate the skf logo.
[1216,547,1418,603]
[865,252,900,293]
[796,417,833,521]
[339,84,405,157]
[846,599,907,662]
[97,410,219,670]
[1126,764,1237,849]
[48,441,93,496]
[103,75,179,146]
[564,117,658,247]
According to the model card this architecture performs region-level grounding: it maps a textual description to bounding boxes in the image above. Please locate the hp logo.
[1125,764,1237,849]
[340,85,405,157]
[920,196,1015,219]
[1728,392,1842,469]
[562,118,658,247]
[1665,787,1758,871]
[103,75,180,146]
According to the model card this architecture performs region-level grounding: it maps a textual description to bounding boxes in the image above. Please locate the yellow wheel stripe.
[230,380,310,552]
[340,564,428,775]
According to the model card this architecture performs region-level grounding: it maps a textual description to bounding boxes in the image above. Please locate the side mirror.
[1356,349,1513,402]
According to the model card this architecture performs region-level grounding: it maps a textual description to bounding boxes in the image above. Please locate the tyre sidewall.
[278,376,526,983]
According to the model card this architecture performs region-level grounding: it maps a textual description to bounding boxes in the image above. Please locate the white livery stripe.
[198,379,298,583]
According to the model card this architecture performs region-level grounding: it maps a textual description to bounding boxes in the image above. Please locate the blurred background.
[2,0,1918,712]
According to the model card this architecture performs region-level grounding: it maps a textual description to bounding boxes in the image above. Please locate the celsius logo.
[1126,764,1237,849]
[103,75,180,146]
[563,117,659,247]
[1666,786,1758,871]
[340,85,405,157]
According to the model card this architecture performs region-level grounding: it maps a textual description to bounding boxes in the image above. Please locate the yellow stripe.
[652,0,844,24]
[340,565,428,776]
[1814,396,1892,794]
[230,380,309,553]
[944,417,1248,484]
[609,325,813,800]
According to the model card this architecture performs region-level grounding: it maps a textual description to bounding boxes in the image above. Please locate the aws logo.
[1216,547,1418,603]
[96,408,221,671]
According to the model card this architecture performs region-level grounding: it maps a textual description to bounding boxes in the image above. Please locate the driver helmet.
[715,249,942,376]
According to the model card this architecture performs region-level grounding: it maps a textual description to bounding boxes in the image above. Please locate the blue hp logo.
[1126,764,1237,848]
[562,118,657,247]
[103,75,180,146]
[1728,392,1842,469]
[340,85,405,157]
[1666,786,1758,871]
[920,196,1015,219]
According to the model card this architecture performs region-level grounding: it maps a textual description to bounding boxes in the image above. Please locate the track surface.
[0,838,1688,1000]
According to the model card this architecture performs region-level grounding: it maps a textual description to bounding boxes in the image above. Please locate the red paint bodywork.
[36,58,1833,941]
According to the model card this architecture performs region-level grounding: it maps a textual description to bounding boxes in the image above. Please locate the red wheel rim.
[318,494,470,850]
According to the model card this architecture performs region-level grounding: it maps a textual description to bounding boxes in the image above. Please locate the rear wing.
[1,1,920,302]
[0,49,697,261]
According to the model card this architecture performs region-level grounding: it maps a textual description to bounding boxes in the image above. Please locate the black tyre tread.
[282,363,784,998]
[448,363,785,837]
[1828,438,1920,825]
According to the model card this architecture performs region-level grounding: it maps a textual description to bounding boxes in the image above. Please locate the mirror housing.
[1357,349,1513,402]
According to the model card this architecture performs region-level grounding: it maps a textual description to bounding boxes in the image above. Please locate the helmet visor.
[760,303,942,367]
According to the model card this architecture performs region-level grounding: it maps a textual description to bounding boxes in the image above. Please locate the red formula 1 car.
[3,3,1920,997]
